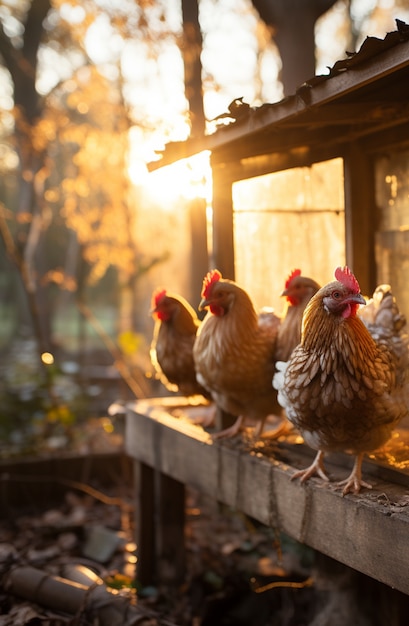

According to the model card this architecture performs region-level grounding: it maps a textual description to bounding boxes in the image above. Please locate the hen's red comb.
[285,268,301,289]
[152,288,167,308]
[202,269,221,298]
[334,266,360,293]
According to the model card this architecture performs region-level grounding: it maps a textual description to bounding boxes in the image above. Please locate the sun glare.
[129,151,212,207]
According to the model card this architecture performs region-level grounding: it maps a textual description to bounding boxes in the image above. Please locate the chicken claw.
[291,450,329,484]
[336,454,372,496]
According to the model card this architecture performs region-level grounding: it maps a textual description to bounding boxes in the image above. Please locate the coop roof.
[149,19,409,173]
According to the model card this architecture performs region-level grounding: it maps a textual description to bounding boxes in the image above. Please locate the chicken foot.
[336,453,372,496]
[212,411,290,441]
[292,450,372,496]
[260,417,294,440]
[211,415,244,440]
[291,449,329,484]
[187,403,216,428]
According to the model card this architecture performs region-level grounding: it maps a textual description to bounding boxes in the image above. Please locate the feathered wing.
[195,298,280,418]
[151,320,201,395]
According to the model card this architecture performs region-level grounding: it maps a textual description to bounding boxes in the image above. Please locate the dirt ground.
[0,475,317,626]
[1,418,408,626]
[0,412,315,625]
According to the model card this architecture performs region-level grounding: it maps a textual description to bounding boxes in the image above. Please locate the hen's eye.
[332,291,341,299]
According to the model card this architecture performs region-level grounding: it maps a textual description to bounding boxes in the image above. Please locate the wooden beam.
[210,164,235,279]
[270,102,409,128]
[149,40,409,171]
[218,144,340,183]
[125,398,409,597]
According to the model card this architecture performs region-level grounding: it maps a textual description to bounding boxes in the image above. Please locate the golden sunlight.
[129,151,212,207]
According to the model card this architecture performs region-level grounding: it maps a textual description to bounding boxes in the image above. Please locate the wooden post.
[343,142,377,295]
[133,462,186,587]
[211,163,235,279]
[156,473,186,585]
[189,197,209,312]
[133,461,156,586]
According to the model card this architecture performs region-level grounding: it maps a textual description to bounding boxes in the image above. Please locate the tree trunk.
[251,0,338,95]
[0,0,53,349]
[181,0,206,137]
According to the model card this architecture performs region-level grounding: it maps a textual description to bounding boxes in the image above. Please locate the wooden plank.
[125,399,409,596]
[303,40,409,109]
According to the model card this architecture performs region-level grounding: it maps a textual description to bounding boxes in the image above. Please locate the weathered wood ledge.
[125,397,409,595]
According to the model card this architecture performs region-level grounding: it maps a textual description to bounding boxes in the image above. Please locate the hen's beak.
[350,293,366,306]
[198,297,210,311]
[280,288,288,297]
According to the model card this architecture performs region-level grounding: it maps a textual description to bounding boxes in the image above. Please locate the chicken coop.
[150,20,409,320]
[126,21,409,621]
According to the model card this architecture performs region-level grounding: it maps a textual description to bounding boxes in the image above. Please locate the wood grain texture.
[125,398,409,595]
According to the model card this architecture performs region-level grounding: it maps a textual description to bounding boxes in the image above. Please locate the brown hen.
[193,269,281,438]
[275,269,321,362]
[150,289,210,399]
[274,266,409,495]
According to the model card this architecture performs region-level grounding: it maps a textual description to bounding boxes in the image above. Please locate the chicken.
[275,269,321,362]
[358,283,407,336]
[193,269,281,439]
[260,269,321,439]
[150,288,210,399]
[273,266,409,495]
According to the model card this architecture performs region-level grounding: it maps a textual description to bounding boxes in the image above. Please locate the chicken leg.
[211,415,244,440]
[291,450,329,483]
[336,453,372,495]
